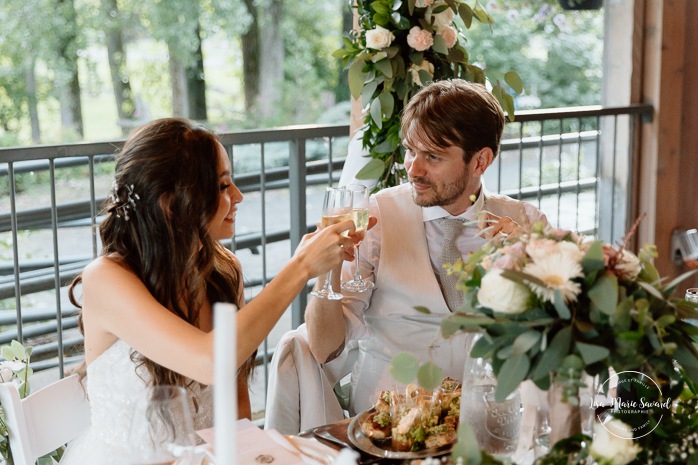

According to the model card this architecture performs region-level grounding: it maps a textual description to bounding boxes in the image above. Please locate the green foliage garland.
[334,0,523,191]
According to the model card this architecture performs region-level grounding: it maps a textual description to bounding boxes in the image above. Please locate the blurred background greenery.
[0,0,602,147]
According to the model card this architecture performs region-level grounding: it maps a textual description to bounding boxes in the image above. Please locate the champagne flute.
[311,187,353,300]
[128,385,199,465]
[341,184,373,292]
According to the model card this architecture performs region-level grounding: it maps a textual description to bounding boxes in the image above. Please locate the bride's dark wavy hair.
[69,117,255,386]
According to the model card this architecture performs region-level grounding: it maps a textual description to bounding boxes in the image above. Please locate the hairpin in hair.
[110,180,140,221]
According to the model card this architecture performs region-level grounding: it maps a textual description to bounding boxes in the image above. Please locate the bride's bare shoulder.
[82,254,136,282]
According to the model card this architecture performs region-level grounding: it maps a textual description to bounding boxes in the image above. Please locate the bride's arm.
[81,220,354,385]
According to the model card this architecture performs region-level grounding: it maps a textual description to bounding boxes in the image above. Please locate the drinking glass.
[341,184,373,293]
[128,385,199,465]
[483,388,522,462]
[311,187,353,300]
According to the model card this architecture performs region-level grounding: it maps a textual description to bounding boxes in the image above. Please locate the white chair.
[264,324,357,435]
[0,374,91,465]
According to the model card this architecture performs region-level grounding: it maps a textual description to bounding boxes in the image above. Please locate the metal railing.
[0,103,653,416]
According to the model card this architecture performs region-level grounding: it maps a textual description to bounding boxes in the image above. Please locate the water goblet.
[310,186,353,300]
[341,184,373,293]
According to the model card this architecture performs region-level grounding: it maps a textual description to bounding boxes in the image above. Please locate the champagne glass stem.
[353,244,362,282]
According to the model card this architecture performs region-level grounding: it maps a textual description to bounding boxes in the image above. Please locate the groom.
[305,79,548,414]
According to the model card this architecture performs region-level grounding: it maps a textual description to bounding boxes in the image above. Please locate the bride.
[59,118,355,464]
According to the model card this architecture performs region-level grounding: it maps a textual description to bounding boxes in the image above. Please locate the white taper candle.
[214,302,238,465]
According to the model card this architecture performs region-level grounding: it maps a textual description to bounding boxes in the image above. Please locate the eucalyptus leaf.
[500,268,547,288]
[673,344,698,368]
[637,281,664,300]
[575,342,610,365]
[581,241,605,273]
[473,6,493,24]
[495,353,529,402]
[470,334,496,358]
[613,297,633,331]
[390,352,420,383]
[1,346,13,360]
[504,71,523,94]
[451,421,482,465]
[348,57,366,100]
[512,331,541,355]
[356,158,386,180]
[372,2,390,15]
[503,93,515,122]
[417,362,444,390]
[458,3,473,28]
[374,12,390,26]
[370,98,383,128]
[415,70,430,86]
[664,268,698,295]
[361,79,380,104]
[432,34,448,55]
[588,272,618,316]
[553,290,571,319]
[10,340,25,360]
[373,137,398,153]
[531,327,572,381]
[447,47,466,63]
[379,92,395,119]
[375,58,393,78]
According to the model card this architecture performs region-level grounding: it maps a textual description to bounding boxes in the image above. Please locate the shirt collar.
[421,181,488,223]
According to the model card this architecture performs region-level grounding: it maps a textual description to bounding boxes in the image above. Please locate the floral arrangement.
[333,0,523,190]
[0,340,32,465]
[393,221,698,464]
[0,340,64,465]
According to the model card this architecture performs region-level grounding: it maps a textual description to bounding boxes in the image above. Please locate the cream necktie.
[437,217,465,312]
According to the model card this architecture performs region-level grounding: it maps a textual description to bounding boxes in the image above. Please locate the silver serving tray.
[347,409,453,459]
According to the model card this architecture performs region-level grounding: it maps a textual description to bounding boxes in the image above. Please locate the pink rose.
[437,26,458,49]
[407,27,434,52]
[415,0,434,6]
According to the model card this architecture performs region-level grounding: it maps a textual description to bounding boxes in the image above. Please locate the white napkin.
[266,429,341,465]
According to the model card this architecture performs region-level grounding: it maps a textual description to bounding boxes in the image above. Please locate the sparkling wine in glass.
[128,385,199,465]
[311,187,353,300]
[342,185,373,293]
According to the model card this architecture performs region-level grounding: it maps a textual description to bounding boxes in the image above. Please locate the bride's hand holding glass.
[293,215,355,278]
[311,187,353,300]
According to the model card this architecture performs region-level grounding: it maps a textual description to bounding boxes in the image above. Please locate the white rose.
[437,26,458,49]
[590,420,642,465]
[409,60,434,86]
[406,26,434,52]
[477,269,530,314]
[365,25,395,50]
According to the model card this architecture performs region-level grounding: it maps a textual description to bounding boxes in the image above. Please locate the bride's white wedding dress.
[59,339,213,465]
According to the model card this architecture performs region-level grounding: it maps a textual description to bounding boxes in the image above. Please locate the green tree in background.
[0,0,603,147]
[467,1,602,108]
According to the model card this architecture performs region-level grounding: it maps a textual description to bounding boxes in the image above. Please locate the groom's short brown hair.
[401,79,506,163]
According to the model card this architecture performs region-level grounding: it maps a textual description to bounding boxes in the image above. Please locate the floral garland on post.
[334,0,523,191]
